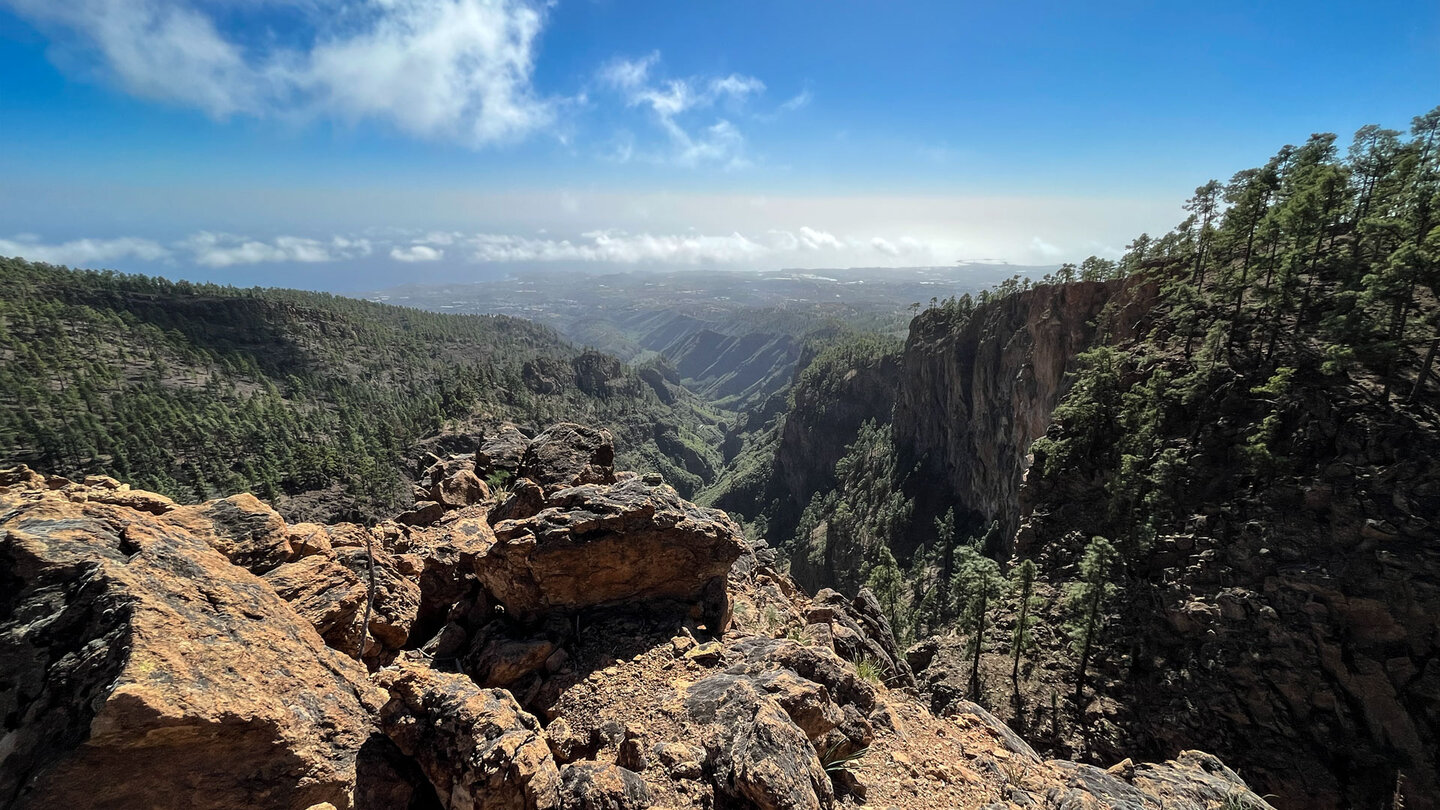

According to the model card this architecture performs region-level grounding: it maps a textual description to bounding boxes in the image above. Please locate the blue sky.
[1,0,1437,290]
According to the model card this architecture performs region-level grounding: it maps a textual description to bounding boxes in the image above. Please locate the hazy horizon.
[2,0,1436,291]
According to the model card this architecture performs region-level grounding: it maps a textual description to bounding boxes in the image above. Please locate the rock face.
[486,476,745,626]
[860,279,1437,809]
[0,471,379,810]
[891,279,1155,545]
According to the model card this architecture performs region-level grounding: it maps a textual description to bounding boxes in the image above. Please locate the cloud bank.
[1,226,952,270]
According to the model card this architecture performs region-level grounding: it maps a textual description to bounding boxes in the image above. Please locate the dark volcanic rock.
[377,662,562,810]
[683,674,832,810]
[558,762,653,810]
[519,423,617,493]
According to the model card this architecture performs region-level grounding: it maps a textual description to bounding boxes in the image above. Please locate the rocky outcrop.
[519,424,618,493]
[486,476,745,627]
[1,421,1277,810]
[684,674,833,810]
[0,470,380,810]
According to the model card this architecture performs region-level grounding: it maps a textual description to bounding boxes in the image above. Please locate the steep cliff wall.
[891,280,1155,542]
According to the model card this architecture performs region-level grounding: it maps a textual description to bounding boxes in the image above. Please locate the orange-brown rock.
[377,662,561,810]
[486,477,745,626]
[263,537,421,666]
[162,492,295,573]
[0,474,380,810]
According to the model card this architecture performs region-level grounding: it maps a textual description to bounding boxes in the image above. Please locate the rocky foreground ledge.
[1,423,1275,810]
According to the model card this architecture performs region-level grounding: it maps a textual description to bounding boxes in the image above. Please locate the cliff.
[891,279,1155,544]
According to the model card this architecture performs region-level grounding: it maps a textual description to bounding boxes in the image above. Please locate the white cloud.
[778,89,812,113]
[178,232,370,267]
[391,244,445,262]
[797,226,843,250]
[597,53,766,168]
[597,52,658,92]
[0,235,171,266]
[1029,236,1063,259]
[450,227,941,266]
[5,0,554,146]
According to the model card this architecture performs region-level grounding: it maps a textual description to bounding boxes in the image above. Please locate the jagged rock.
[519,423,617,492]
[398,501,445,526]
[465,623,558,688]
[545,718,599,764]
[559,762,652,810]
[420,456,475,495]
[1131,751,1276,808]
[485,477,745,625]
[684,675,833,810]
[651,742,704,779]
[392,506,497,631]
[1046,754,1275,810]
[0,478,379,810]
[162,492,293,573]
[730,637,879,712]
[437,469,490,509]
[905,637,940,673]
[810,588,916,688]
[263,536,421,665]
[477,423,531,477]
[491,476,547,523]
[376,663,561,810]
[950,700,1042,763]
[749,669,845,741]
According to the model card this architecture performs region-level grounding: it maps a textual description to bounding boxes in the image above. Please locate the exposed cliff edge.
[891,279,1157,545]
[0,424,1271,810]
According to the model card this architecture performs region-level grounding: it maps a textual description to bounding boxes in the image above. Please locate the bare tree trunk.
[1409,322,1440,405]
[358,531,376,662]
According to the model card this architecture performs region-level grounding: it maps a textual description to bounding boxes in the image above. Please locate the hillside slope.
[0,258,726,521]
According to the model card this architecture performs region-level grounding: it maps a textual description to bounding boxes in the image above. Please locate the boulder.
[518,423,616,492]
[263,537,421,665]
[437,469,490,509]
[749,669,845,741]
[684,674,833,810]
[730,637,879,713]
[485,477,745,626]
[393,507,498,631]
[465,623,558,688]
[377,663,561,810]
[477,423,531,478]
[0,480,379,810]
[558,762,652,810]
[161,492,293,574]
[491,477,547,523]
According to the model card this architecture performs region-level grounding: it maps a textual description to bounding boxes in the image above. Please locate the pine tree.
[1009,558,1040,706]
[951,545,1003,702]
[1062,536,1119,712]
